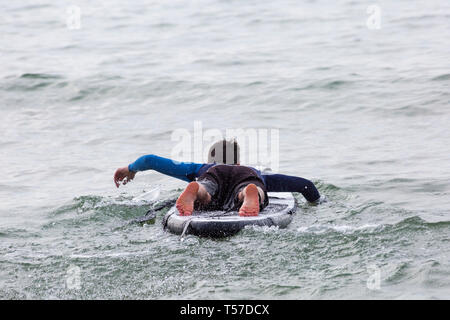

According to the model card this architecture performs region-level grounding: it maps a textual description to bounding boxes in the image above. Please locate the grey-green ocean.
[1,0,449,299]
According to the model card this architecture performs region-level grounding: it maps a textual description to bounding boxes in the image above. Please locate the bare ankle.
[196,183,212,204]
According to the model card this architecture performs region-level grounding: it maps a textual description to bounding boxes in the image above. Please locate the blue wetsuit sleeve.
[128,154,204,182]
[263,173,321,202]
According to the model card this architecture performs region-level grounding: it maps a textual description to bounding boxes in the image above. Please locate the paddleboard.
[162,192,297,238]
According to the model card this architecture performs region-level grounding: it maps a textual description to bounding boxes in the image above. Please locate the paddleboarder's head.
[208,139,240,165]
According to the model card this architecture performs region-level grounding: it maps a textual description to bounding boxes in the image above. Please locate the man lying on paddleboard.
[114,140,321,216]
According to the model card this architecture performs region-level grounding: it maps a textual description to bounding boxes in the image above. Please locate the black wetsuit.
[197,164,269,211]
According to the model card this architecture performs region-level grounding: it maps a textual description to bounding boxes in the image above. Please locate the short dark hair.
[208,139,240,164]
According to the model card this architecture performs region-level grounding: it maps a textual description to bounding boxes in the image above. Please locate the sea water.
[0,0,449,299]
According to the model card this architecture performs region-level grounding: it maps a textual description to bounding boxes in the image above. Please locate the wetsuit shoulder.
[195,163,216,178]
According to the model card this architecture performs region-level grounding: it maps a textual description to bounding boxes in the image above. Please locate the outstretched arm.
[263,173,321,203]
[114,154,205,187]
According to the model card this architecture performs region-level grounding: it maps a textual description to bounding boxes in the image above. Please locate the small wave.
[431,74,450,81]
[390,216,450,230]
[288,79,352,92]
[43,193,174,230]
[9,4,51,12]
[315,181,341,192]
[390,13,450,24]
[55,194,159,215]
[296,216,450,236]
[310,180,352,203]
[296,223,380,235]
[20,73,62,80]
[245,81,265,87]
[389,105,440,117]
[69,250,152,259]
[3,73,65,92]
[0,227,40,239]
[323,80,351,89]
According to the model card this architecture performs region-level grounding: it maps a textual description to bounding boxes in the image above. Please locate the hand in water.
[114,166,136,188]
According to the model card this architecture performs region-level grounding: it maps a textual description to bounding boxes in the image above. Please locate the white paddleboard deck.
[162,192,297,237]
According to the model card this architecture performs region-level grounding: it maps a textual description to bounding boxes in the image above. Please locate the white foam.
[131,187,161,203]
[296,224,380,235]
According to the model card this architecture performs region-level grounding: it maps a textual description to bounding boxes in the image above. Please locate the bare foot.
[239,184,260,217]
[176,182,199,216]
